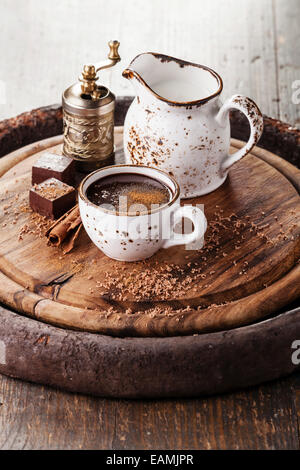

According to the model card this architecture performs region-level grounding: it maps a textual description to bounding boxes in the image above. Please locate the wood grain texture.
[274,0,300,127]
[111,376,300,450]
[0,104,299,448]
[0,0,299,447]
[0,371,299,450]
[1,0,299,129]
[0,108,298,403]
[0,133,299,336]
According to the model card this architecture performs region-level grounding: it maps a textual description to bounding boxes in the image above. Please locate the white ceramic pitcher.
[123,53,264,198]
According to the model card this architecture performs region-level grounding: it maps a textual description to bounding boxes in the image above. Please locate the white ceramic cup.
[78,164,207,262]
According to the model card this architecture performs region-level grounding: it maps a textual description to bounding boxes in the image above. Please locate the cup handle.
[216,94,264,174]
[162,205,207,249]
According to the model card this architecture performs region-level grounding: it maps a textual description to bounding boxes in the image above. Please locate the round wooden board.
[0,101,299,397]
[0,131,299,337]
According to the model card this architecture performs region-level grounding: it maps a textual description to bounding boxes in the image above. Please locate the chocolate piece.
[32,152,75,185]
[29,178,76,219]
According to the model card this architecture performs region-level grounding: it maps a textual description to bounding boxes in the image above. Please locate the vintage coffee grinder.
[62,40,121,172]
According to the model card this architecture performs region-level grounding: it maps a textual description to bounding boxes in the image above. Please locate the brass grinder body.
[62,86,115,172]
[62,40,120,173]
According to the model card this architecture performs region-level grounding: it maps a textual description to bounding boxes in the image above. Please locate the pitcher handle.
[162,205,207,249]
[216,94,264,174]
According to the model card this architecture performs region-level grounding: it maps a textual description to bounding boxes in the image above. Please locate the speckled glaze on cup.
[123,53,264,198]
[78,165,207,262]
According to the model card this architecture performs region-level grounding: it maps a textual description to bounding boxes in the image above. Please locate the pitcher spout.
[122,56,154,101]
[123,52,223,107]
[122,69,135,80]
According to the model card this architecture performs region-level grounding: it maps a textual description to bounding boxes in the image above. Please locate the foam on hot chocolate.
[87,173,171,214]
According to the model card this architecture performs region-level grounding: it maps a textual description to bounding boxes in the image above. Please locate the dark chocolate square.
[32,152,75,185]
[29,178,76,219]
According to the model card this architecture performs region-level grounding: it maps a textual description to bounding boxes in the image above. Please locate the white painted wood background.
[0,0,299,126]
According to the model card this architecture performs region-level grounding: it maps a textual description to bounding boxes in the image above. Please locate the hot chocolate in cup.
[78,165,207,262]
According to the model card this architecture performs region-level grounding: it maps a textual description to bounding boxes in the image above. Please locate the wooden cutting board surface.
[0,129,299,336]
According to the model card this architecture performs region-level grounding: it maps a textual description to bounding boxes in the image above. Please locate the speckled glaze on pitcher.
[123,53,264,198]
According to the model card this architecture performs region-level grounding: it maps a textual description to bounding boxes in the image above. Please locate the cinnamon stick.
[46,204,83,254]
